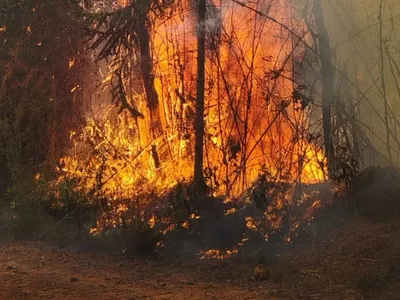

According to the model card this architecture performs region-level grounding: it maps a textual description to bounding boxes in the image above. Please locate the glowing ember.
[68,58,75,68]
[148,214,156,229]
[245,216,259,231]
[181,220,190,229]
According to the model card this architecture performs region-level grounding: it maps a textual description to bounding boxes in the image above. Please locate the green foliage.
[332,145,359,193]
[0,0,87,197]
[0,171,97,246]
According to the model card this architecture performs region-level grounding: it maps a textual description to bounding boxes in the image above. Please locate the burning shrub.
[45,0,332,253]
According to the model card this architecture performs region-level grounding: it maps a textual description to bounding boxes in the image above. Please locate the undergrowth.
[0,156,366,262]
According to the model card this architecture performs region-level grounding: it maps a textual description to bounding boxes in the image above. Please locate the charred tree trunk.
[313,0,335,178]
[133,0,162,137]
[194,0,207,195]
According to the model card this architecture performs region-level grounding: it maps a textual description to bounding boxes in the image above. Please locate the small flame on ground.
[224,208,237,215]
[200,248,239,260]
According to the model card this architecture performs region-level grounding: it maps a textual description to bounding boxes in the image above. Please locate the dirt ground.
[0,241,269,300]
[1,218,400,300]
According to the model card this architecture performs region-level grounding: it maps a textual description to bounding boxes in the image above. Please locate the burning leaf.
[89,227,99,236]
[148,214,156,228]
[245,216,258,231]
[181,220,190,229]
[69,58,75,68]
[189,213,201,220]
[224,208,237,215]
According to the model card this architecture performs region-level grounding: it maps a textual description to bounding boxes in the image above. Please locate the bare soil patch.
[0,241,266,300]
[1,217,400,299]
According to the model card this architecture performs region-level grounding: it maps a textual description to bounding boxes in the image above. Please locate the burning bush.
[35,0,333,256]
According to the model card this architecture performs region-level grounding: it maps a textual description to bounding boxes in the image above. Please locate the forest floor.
[1,217,400,299]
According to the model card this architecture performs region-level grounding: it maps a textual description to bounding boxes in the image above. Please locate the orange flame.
[58,0,326,206]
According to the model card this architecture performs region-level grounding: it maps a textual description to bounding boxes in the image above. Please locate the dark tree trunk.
[194,0,207,195]
[133,0,158,111]
[133,0,162,137]
[313,0,335,178]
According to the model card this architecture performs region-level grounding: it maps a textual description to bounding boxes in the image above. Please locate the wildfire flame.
[57,0,326,210]
[149,0,326,195]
